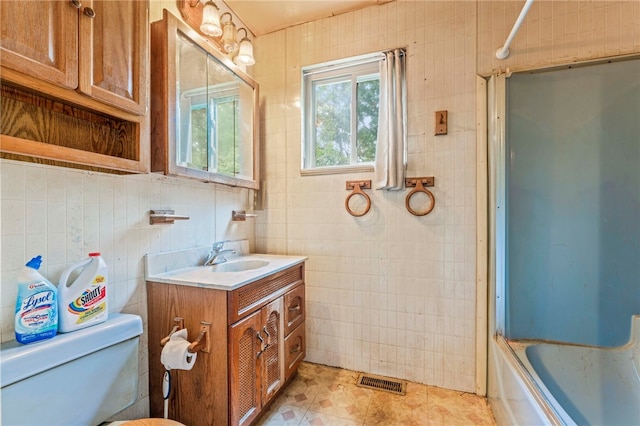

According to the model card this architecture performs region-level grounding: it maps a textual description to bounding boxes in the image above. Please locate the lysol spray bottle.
[58,252,109,333]
[14,255,58,344]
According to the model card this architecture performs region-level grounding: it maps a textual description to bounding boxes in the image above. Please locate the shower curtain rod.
[496,0,534,60]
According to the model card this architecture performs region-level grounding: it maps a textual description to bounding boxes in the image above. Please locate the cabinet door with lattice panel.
[261,298,284,404]
[229,310,262,426]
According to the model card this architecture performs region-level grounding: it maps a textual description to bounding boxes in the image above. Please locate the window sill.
[300,164,374,176]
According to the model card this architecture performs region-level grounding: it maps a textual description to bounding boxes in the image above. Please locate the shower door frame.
[486,73,507,339]
[475,75,489,396]
[475,72,508,397]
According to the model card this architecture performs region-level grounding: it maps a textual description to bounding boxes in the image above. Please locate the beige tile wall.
[478,0,640,75]
[254,0,640,394]
[254,0,478,392]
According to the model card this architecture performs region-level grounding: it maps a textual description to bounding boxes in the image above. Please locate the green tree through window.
[356,78,379,163]
[314,80,351,166]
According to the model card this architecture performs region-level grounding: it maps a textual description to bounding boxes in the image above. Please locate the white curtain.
[374,48,407,190]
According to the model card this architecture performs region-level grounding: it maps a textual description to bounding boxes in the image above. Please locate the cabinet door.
[262,298,284,403]
[284,284,305,335]
[284,322,305,380]
[78,0,148,115]
[229,310,262,426]
[0,1,78,89]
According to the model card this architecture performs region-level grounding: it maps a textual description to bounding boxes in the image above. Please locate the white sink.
[211,259,269,272]
[145,245,306,291]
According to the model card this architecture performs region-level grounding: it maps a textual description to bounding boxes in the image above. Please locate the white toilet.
[1,313,182,426]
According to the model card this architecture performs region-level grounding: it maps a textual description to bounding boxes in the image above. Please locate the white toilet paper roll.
[160,328,197,370]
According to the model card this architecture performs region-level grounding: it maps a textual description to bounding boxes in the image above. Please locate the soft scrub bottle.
[14,255,58,344]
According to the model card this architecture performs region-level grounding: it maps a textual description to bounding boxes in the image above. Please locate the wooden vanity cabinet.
[0,0,150,173]
[147,263,305,426]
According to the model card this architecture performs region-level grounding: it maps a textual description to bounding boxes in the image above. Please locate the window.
[302,54,383,173]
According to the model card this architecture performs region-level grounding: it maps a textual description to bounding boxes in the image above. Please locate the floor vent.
[356,373,407,395]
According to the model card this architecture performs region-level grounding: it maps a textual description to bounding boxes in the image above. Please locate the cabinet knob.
[70,0,82,9]
[290,344,301,354]
[83,7,96,18]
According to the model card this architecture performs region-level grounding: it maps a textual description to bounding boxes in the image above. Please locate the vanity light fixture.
[220,13,239,53]
[199,0,222,37]
[234,28,256,66]
[182,0,256,66]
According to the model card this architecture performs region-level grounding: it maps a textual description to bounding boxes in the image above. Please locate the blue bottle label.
[15,280,58,344]
[16,289,56,329]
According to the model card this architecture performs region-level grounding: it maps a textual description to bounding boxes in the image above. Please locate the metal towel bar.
[149,209,190,225]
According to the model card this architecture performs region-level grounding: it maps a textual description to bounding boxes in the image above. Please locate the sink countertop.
[145,243,306,291]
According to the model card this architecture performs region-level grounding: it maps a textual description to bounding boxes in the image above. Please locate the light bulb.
[222,20,238,53]
[200,1,222,37]
[234,36,255,66]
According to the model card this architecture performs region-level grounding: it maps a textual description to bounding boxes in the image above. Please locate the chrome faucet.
[204,241,236,266]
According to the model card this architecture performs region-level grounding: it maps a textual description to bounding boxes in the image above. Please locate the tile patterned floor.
[257,362,496,426]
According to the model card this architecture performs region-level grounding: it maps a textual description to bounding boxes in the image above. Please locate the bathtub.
[489,315,640,426]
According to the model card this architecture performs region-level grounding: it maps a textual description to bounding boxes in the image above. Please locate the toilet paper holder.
[160,317,210,354]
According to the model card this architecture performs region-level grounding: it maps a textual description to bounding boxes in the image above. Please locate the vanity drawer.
[227,264,303,324]
[284,284,305,336]
[284,322,305,379]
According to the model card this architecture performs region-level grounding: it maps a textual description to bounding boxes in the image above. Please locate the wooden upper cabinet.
[1,0,147,116]
[78,0,148,115]
[0,0,149,173]
[0,1,78,89]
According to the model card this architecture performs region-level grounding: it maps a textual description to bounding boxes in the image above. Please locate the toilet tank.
[1,313,143,426]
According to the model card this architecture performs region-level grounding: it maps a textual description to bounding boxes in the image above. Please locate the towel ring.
[345,180,371,217]
[405,178,435,216]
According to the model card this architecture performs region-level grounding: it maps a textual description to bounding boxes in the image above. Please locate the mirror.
[150,10,259,190]
[176,32,256,183]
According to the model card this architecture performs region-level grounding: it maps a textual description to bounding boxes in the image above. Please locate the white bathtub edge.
[488,334,575,426]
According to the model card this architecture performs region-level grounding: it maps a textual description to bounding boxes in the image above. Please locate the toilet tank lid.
[1,313,143,388]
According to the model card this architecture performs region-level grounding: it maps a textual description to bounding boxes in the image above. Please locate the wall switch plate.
[435,110,448,135]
